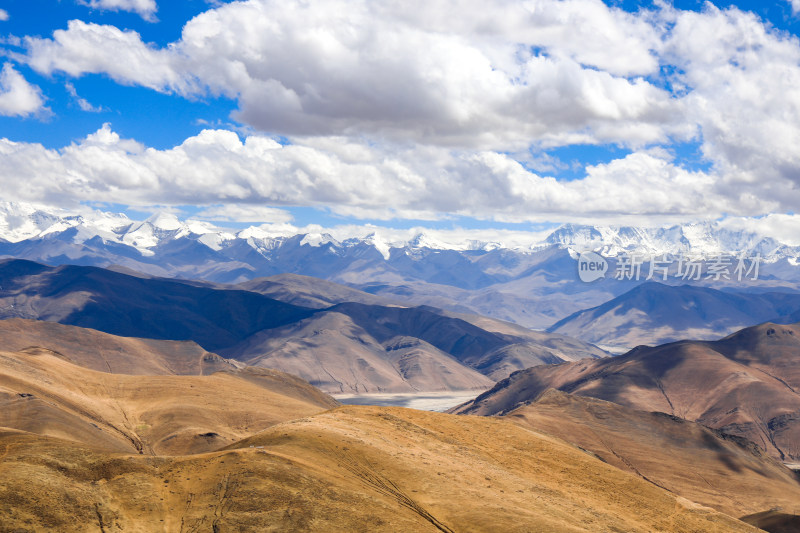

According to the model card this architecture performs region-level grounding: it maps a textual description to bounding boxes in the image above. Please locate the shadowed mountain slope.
[0,259,605,392]
[221,311,496,393]
[239,272,394,308]
[548,282,800,349]
[221,302,605,392]
[741,510,800,533]
[0,259,314,352]
[237,274,608,381]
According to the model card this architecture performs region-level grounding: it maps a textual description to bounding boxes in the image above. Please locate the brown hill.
[240,273,609,378]
[0,318,237,375]
[0,347,337,455]
[504,389,800,518]
[0,260,605,392]
[0,406,757,532]
[453,322,800,462]
[221,311,494,393]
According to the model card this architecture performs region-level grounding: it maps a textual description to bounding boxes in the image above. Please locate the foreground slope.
[0,347,336,455]
[504,389,800,518]
[0,406,756,532]
[454,322,800,461]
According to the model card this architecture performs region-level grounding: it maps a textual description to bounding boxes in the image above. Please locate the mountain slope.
[221,301,606,391]
[454,321,800,461]
[548,282,800,349]
[241,272,609,375]
[221,311,496,393]
[0,259,605,391]
[505,389,800,518]
[0,406,758,532]
[0,318,237,375]
[239,272,394,308]
[0,346,337,455]
[0,258,314,352]
[6,202,800,331]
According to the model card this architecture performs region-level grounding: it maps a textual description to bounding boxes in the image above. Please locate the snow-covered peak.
[360,232,393,261]
[0,202,69,243]
[117,212,227,252]
[1,202,799,264]
[145,212,182,231]
[197,231,236,251]
[544,224,604,248]
[300,233,340,248]
[540,222,792,260]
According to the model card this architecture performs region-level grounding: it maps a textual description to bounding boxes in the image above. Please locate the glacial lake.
[332,391,485,412]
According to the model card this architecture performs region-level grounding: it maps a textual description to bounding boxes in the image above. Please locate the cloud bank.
[0,124,782,224]
[4,0,800,224]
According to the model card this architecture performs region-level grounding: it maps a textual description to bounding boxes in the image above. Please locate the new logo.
[577,251,608,282]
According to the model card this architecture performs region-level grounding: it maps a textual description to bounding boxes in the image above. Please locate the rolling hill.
[503,389,800,518]
[454,321,800,462]
[0,406,759,532]
[0,316,793,531]
[0,344,337,455]
[0,318,238,375]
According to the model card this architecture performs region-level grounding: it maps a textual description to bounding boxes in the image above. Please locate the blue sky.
[0,0,235,149]
[1,0,800,232]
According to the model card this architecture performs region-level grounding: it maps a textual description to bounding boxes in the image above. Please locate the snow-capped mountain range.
[0,201,796,263]
[2,201,800,329]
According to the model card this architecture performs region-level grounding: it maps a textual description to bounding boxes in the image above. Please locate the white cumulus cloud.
[0,125,784,225]
[21,0,680,151]
[9,1,800,225]
[23,21,185,92]
[0,63,46,117]
[662,4,800,194]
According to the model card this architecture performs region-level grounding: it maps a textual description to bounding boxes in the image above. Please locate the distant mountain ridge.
[0,259,605,393]
[548,282,800,349]
[2,202,797,263]
[3,201,800,329]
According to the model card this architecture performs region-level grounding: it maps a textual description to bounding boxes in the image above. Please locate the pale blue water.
[333,391,482,412]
